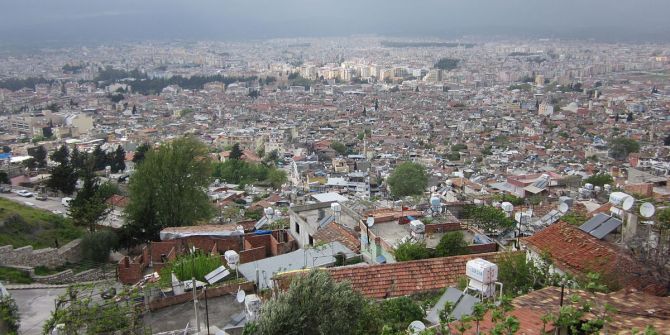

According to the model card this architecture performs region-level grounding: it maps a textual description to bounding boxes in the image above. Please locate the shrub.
[0,294,20,335]
[80,230,118,263]
[378,296,425,333]
[394,241,431,261]
[435,231,469,257]
[158,251,222,287]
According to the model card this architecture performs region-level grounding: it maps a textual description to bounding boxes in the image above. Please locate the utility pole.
[193,277,200,333]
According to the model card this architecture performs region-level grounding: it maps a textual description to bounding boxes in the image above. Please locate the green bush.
[394,241,431,261]
[80,230,118,263]
[0,294,20,335]
[435,231,469,257]
[158,251,222,287]
[378,296,425,333]
[0,267,33,284]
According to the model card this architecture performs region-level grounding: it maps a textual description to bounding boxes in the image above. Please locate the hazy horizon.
[1,0,670,47]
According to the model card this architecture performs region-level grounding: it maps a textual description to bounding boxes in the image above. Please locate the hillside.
[0,198,83,249]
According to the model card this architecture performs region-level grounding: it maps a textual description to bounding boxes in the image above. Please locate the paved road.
[0,190,67,215]
[8,287,66,335]
[0,189,123,228]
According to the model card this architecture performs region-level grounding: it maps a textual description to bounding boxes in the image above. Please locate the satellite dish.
[622,196,635,211]
[558,202,569,214]
[366,216,375,227]
[408,321,426,334]
[640,202,656,218]
[236,289,246,303]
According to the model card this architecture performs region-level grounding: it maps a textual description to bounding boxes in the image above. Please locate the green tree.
[69,158,115,232]
[435,231,469,257]
[608,137,640,161]
[110,145,125,173]
[0,294,20,335]
[250,270,366,335]
[47,163,77,195]
[584,173,614,187]
[267,168,287,189]
[330,141,347,155]
[0,171,9,184]
[463,205,515,233]
[132,143,150,164]
[377,297,425,333]
[80,230,118,263]
[30,145,48,168]
[229,143,243,160]
[434,57,460,70]
[92,145,107,171]
[394,241,431,261]
[387,162,428,198]
[122,137,213,247]
[70,146,86,171]
[50,145,69,165]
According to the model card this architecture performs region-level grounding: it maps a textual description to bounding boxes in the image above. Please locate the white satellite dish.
[622,196,635,211]
[408,321,426,334]
[366,216,375,227]
[640,202,656,218]
[558,202,569,214]
[236,289,246,303]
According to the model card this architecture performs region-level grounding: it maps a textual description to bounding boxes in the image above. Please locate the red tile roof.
[522,222,667,295]
[295,252,515,299]
[313,221,361,253]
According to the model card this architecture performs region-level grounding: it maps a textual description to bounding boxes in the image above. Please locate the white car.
[16,190,33,197]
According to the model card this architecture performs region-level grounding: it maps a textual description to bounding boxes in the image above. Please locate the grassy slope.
[0,198,83,249]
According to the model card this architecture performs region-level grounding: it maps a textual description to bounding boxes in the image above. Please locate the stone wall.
[0,239,82,268]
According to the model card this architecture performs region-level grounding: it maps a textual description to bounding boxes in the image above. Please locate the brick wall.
[467,243,498,254]
[624,183,653,197]
[150,241,179,263]
[148,281,254,311]
[245,235,272,257]
[0,239,82,268]
[117,246,149,284]
[239,246,266,263]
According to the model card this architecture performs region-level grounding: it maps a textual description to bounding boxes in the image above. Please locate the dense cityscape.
[1,4,670,335]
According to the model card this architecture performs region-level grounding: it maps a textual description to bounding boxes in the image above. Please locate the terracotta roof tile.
[522,222,667,295]
[323,252,516,299]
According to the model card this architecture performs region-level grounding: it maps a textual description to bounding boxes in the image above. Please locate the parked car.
[61,197,73,207]
[35,193,47,201]
[0,186,11,193]
[16,190,33,197]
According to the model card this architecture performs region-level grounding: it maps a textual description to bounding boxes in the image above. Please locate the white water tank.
[609,192,633,208]
[264,207,275,217]
[466,258,498,284]
[245,294,262,321]
[584,183,594,190]
[500,202,514,213]
[331,202,342,213]
[224,250,240,268]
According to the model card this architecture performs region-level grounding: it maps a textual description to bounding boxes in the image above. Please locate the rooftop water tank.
[466,258,498,284]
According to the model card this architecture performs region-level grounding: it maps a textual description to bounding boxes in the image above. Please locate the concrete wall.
[0,239,82,268]
[148,281,254,311]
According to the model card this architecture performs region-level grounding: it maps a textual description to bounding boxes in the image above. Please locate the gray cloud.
[0,0,669,44]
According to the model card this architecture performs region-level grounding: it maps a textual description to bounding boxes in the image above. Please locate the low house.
[521,222,667,295]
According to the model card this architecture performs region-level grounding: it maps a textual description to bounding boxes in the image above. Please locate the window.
[295,222,300,234]
[309,235,314,246]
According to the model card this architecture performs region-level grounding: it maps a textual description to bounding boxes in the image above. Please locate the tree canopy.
[608,137,640,161]
[584,173,614,187]
[250,270,366,335]
[435,231,470,257]
[463,205,516,233]
[434,57,460,70]
[122,137,213,247]
[330,141,348,155]
[386,162,428,198]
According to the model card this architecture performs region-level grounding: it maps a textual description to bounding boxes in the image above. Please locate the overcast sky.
[1,0,669,45]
